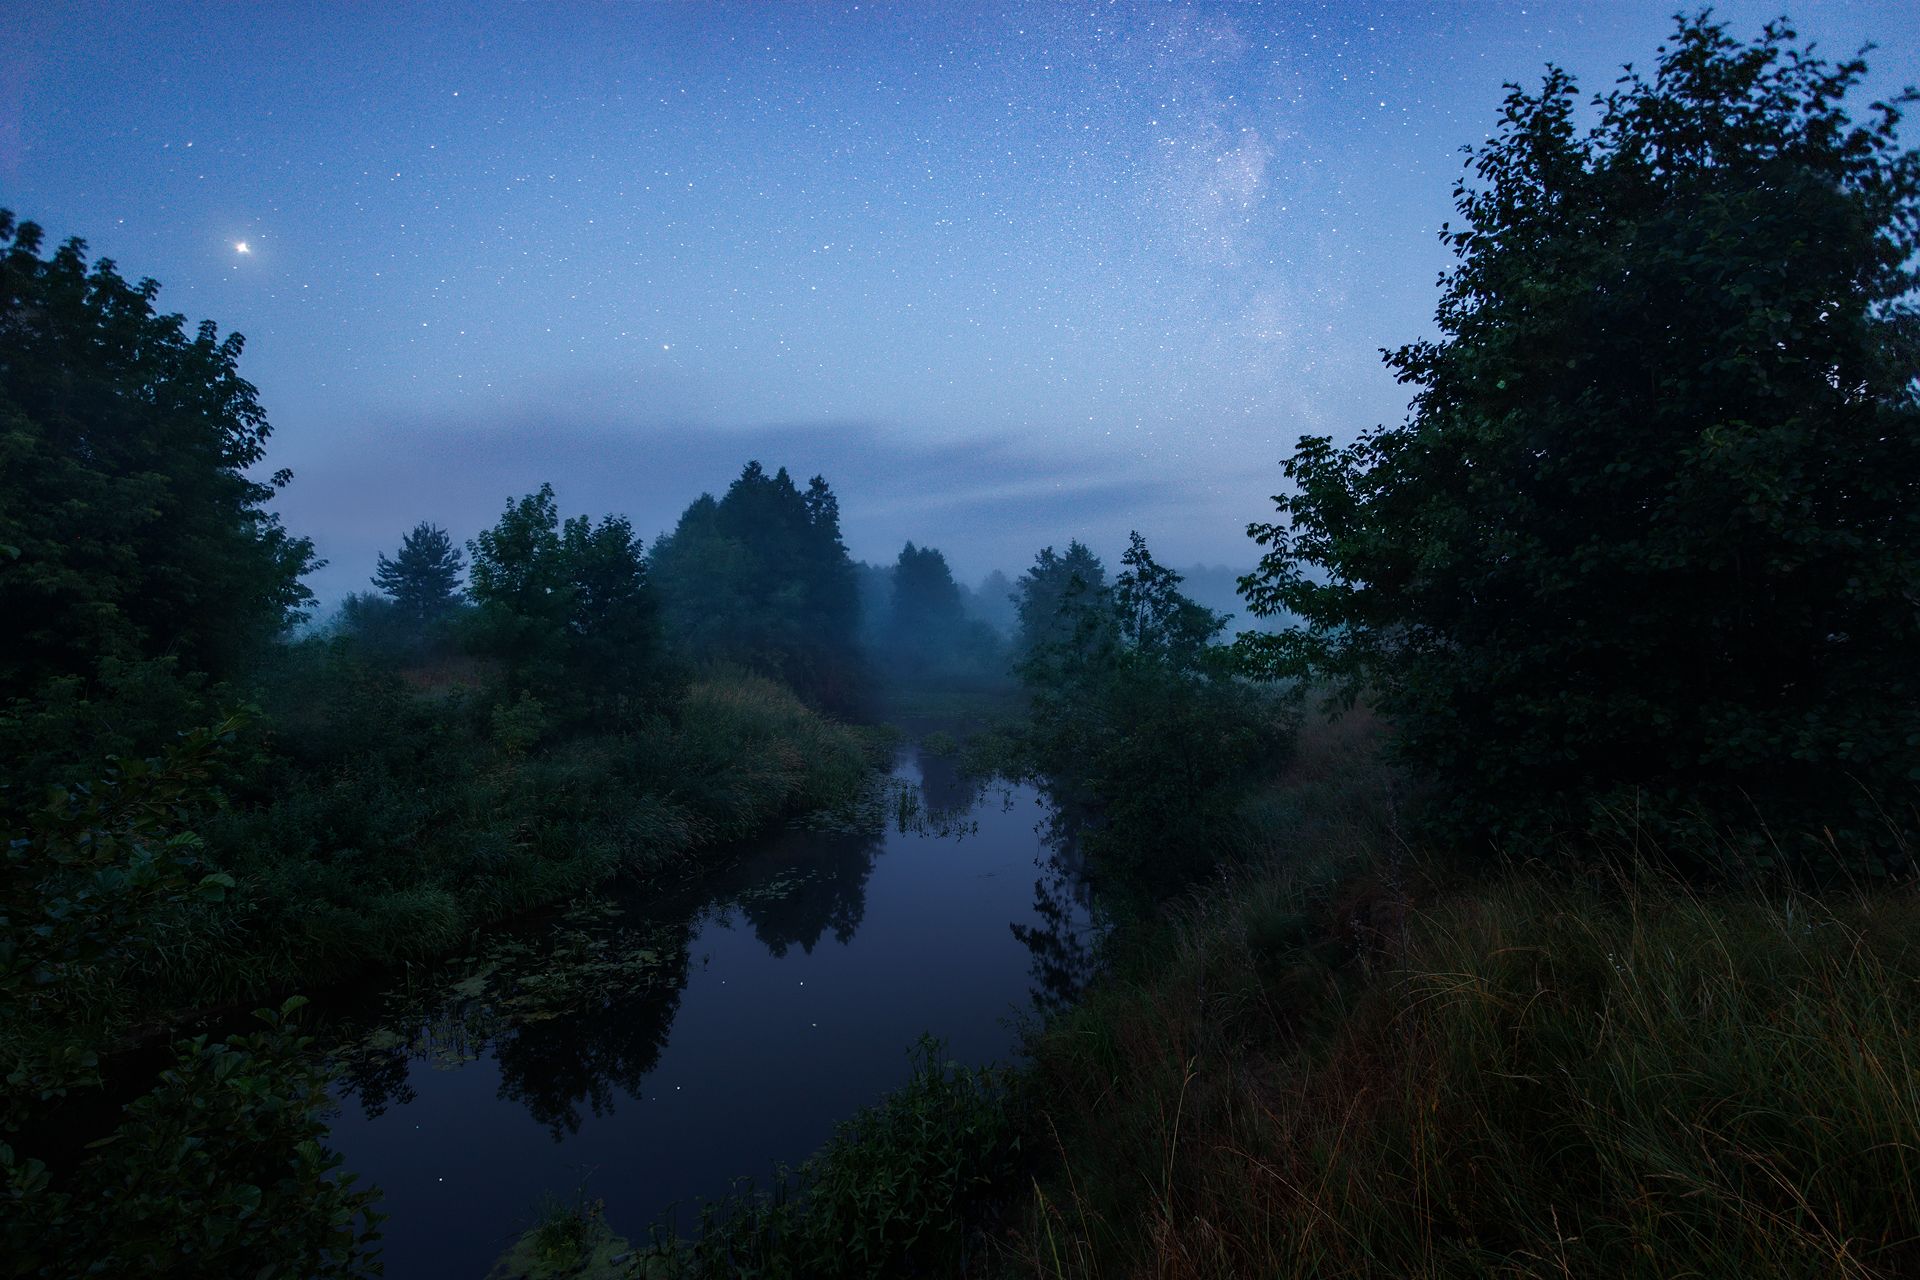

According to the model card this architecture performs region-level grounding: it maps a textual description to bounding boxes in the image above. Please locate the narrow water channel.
[319,748,1097,1278]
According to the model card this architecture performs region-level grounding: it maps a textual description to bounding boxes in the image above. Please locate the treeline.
[0,214,889,1277]
[337,464,1025,715]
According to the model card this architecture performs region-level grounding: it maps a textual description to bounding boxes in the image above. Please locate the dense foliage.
[650,463,865,710]
[0,721,382,1277]
[1238,17,1920,869]
[876,541,1005,682]
[645,1037,1017,1279]
[1014,534,1281,895]
[373,521,465,626]
[467,482,665,720]
[1018,731,1920,1279]
[0,213,316,704]
[4,1000,381,1280]
[0,214,886,1278]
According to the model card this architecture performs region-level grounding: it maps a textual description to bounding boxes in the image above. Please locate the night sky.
[5,1,1916,605]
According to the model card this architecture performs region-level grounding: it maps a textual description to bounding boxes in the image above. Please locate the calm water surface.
[321,749,1096,1278]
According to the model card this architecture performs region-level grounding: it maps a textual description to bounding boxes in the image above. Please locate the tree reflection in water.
[727,829,881,957]
[328,764,1100,1144]
[915,743,980,817]
[331,825,883,1138]
[1010,800,1104,1017]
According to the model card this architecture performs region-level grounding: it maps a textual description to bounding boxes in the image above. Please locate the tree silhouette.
[0,212,317,701]
[1238,16,1920,865]
[372,522,465,627]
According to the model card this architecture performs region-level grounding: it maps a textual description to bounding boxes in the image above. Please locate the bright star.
[234,241,251,254]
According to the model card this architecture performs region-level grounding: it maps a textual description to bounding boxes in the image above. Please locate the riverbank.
[323,742,1088,1278]
[556,706,1920,1280]
[0,671,892,1279]
[1002,717,1920,1279]
[206,672,888,1009]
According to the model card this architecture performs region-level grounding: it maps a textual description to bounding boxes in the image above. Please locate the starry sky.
[4,1,1916,604]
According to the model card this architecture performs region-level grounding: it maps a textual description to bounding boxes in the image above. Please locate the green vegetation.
[650,463,867,713]
[1237,16,1920,868]
[6,10,1919,1279]
[0,205,882,1276]
[1010,714,1920,1278]
[992,16,1920,1280]
[877,541,1006,685]
[1006,532,1286,897]
[643,1037,1017,1279]
[0,214,317,703]
[632,25,1920,1243]
[4,999,380,1279]
[202,669,875,988]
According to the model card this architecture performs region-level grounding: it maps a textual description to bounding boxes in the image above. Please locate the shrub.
[647,1036,1016,1279]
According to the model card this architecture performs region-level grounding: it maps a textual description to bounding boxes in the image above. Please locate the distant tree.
[469,484,570,680]
[467,483,659,713]
[880,541,1005,681]
[970,569,1019,636]
[560,511,657,697]
[1114,533,1227,674]
[1238,17,1920,867]
[333,590,408,659]
[650,463,864,708]
[1016,532,1272,894]
[890,542,965,648]
[1012,541,1111,666]
[0,212,317,700]
[854,560,895,654]
[372,522,465,627]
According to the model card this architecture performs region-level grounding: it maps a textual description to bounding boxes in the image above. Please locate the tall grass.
[1012,715,1920,1279]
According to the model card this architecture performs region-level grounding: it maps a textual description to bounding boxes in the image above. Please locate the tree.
[889,542,965,660]
[1238,17,1920,867]
[1114,532,1228,675]
[560,511,657,697]
[649,463,864,708]
[0,213,317,700]
[372,522,465,628]
[467,484,659,713]
[971,569,1018,636]
[1012,541,1110,664]
[875,542,1006,682]
[1015,533,1271,895]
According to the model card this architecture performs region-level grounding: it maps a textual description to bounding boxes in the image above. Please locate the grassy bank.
[207,670,883,999]
[3,670,885,1101]
[482,709,1920,1280]
[1009,717,1920,1279]
[3,670,887,1279]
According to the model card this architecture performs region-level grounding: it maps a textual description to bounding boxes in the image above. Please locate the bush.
[646,1036,1017,1279]
[3,999,381,1280]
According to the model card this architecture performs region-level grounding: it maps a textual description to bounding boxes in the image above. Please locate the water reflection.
[332,827,882,1136]
[727,831,882,957]
[1011,801,1104,1015]
[492,962,688,1137]
[319,759,1104,1278]
[915,743,980,816]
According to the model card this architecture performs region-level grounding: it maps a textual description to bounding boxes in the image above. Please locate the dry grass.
[1008,720,1920,1279]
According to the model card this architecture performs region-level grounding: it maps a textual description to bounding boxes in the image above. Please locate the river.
[318,746,1097,1277]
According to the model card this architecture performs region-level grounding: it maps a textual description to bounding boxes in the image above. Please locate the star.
[234,241,251,254]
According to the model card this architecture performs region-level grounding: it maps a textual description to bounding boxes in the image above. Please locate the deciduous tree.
[1238,17,1920,867]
